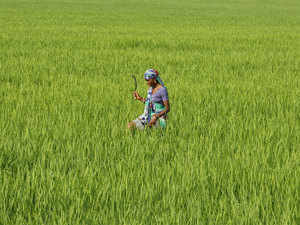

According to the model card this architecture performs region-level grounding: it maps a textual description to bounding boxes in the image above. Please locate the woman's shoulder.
[153,86,167,94]
[158,86,168,99]
[159,86,168,93]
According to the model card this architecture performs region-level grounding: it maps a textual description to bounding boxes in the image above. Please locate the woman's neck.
[152,83,160,89]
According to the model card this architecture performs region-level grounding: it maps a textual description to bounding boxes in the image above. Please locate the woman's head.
[144,69,161,87]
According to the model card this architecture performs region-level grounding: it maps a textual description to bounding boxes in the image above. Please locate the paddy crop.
[0,0,299,224]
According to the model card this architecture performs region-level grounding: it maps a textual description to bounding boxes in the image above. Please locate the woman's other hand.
[148,114,158,127]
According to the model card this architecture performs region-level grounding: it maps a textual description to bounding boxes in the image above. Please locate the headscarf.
[144,69,165,87]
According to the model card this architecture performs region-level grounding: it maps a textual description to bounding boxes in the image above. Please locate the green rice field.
[0,0,299,224]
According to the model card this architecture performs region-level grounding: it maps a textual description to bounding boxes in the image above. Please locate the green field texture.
[0,0,299,224]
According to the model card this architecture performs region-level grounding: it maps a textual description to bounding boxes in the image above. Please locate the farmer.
[128,69,170,130]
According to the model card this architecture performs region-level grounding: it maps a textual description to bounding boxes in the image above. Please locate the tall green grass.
[0,0,299,224]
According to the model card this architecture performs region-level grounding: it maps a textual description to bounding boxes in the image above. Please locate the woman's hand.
[133,91,141,100]
[148,114,158,127]
[133,91,146,103]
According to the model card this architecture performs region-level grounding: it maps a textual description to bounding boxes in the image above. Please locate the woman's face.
[145,78,156,87]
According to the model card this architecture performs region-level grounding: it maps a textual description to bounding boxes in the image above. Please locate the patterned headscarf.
[144,69,165,87]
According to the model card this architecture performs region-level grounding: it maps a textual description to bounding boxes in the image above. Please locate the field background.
[0,0,299,224]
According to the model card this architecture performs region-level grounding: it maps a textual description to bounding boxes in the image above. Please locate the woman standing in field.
[128,69,170,130]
